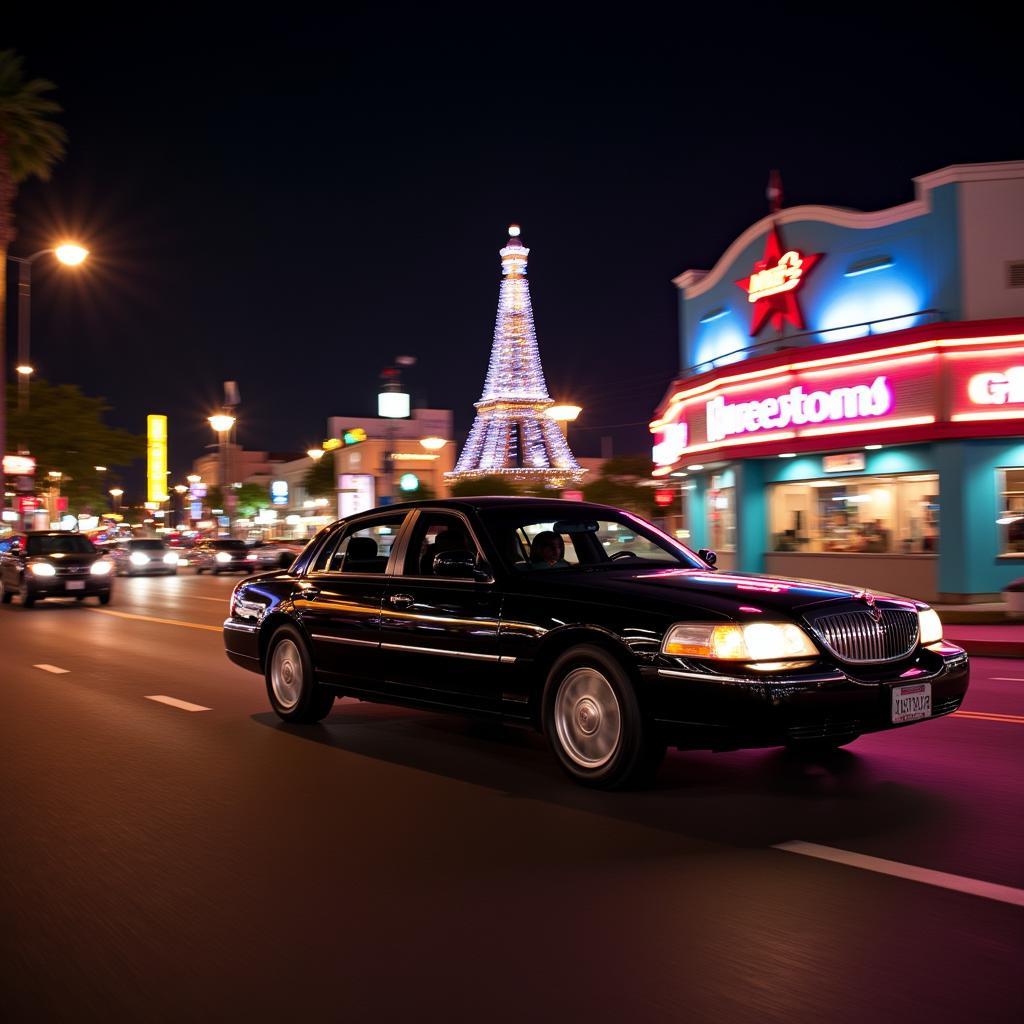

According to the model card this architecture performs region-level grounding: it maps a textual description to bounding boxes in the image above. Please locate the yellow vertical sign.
[147,414,168,503]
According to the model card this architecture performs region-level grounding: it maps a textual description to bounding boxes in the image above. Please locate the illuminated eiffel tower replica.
[447,225,584,487]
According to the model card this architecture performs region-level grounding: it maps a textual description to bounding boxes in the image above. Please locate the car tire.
[98,592,111,606]
[22,590,36,608]
[264,624,335,723]
[196,567,204,575]
[542,644,665,790]
[0,578,11,604]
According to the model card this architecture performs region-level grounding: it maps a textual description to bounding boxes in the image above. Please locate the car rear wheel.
[542,644,664,789]
[98,592,111,606]
[22,590,36,608]
[0,578,11,604]
[265,625,335,723]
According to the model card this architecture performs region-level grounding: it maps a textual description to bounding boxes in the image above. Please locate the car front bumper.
[642,643,969,750]
[25,577,112,599]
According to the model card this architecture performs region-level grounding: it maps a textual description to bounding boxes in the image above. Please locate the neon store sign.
[736,226,822,335]
[706,376,892,443]
[968,366,1024,405]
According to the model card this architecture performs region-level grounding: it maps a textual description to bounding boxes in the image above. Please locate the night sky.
[4,12,1017,497]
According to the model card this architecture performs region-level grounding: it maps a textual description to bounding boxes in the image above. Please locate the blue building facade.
[654,162,1024,602]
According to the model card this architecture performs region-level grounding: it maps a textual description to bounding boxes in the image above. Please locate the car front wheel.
[265,625,335,723]
[542,644,664,789]
[0,578,11,604]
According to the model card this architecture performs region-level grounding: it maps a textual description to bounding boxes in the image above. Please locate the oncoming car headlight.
[215,552,232,563]
[163,552,179,565]
[90,560,112,575]
[130,552,150,565]
[918,607,943,646]
[29,562,56,577]
[662,621,818,663]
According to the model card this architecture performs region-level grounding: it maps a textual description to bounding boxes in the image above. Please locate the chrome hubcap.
[270,638,302,710]
[554,667,622,768]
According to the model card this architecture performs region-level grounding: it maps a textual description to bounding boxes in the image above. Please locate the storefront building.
[651,161,1024,602]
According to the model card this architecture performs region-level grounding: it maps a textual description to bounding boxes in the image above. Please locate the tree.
[234,483,270,519]
[0,50,67,499]
[583,456,659,518]
[5,379,143,513]
[303,454,335,500]
[450,475,522,497]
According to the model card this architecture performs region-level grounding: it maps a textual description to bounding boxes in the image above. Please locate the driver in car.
[529,531,570,569]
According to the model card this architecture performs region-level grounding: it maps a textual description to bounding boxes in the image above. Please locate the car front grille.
[809,608,919,664]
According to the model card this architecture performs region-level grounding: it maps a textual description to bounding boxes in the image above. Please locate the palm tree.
[0,49,66,500]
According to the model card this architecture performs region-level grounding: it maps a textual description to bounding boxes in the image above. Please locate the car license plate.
[891,682,931,723]
[66,580,86,591]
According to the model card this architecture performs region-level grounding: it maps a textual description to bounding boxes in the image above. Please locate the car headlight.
[29,562,56,577]
[918,608,943,646]
[662,621,818,661]
[90,560,112,576]
[163,552,179,565]
[215,551,232,563]
[130,552,150,565]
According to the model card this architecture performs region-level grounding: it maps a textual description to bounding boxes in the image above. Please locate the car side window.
[312,514,407,574]
[403,512,481,577]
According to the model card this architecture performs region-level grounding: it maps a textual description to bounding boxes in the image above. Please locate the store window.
[708,471,735,552]
[998,468,1024,554]
[769,474,939,554]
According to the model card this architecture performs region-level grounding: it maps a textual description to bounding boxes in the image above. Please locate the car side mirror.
[434,549,490,581]
[697,548,718,567]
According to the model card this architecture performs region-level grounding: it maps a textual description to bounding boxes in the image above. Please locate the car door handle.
[389,593,414,609]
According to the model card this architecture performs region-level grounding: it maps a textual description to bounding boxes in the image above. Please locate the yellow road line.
[952,710,1024,725]
[86,608,222,633]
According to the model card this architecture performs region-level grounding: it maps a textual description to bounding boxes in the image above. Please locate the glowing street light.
[208,414,236,434]
[307,448,325,461]
[187,474,201,485]
[545,404,583,440]
[109,487,123,513]
[54,243,89,266]
[419,436,448,451]
[16,365,33,376]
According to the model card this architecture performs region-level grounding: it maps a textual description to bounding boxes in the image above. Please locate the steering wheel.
[609,550,638,561]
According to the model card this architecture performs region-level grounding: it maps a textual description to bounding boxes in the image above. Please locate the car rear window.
[213,540,247,550]
[130,540,166,550]
[26,535,97,556]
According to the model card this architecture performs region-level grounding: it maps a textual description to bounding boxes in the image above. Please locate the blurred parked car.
[183,538,252,574]
[245,538,306,569]
[0,531,113,607]
[107,538,179,577]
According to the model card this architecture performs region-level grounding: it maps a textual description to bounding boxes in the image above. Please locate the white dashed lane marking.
[34,664,69,674]
[774,840,1024,907]
[145,695,211,713]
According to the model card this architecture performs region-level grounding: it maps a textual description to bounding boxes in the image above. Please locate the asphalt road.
[2,573,1022,1023]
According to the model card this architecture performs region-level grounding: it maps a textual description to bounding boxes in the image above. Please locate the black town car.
[0,531,114,607]
[222,498,969,788]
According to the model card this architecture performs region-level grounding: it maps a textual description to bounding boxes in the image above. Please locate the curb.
[956,639,1024,659]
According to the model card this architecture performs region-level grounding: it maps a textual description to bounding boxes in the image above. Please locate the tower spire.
[447,225,583,485]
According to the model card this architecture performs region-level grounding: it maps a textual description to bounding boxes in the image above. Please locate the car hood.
[509,566,918,621]
[32,553,101,567]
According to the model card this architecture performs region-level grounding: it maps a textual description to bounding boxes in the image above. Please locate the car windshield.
[26,535,96,556]
[213,540,247,550]
[130,540,166,550]
[480,508,706,572]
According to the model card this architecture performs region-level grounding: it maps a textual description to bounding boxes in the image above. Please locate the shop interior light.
[865,444,883,450]
[687,464,705,471]
[778,452,796,458]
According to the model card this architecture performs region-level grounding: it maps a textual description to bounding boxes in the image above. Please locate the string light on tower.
[448,225,584,486]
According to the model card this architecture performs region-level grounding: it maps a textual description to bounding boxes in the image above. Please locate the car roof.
[377,496,618,513]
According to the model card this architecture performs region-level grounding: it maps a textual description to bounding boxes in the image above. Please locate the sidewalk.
[943,623,1024,659]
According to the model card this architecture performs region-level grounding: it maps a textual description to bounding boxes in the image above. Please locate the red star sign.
[736,225,822,336]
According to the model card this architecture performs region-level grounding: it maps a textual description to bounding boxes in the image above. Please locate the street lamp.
[208,413,236,527]
[109,488,123,514]
[419,437,447,451]
[9,243,90,414]
[307,448,325,461]
[546,404,582,440]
